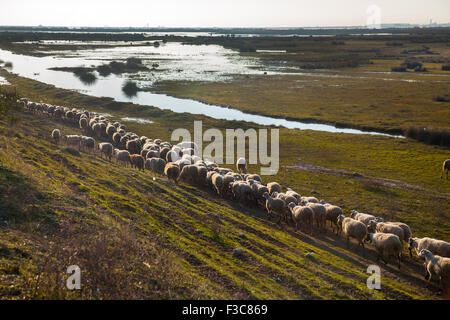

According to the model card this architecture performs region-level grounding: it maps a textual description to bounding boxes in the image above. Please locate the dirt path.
[283,160,450,199]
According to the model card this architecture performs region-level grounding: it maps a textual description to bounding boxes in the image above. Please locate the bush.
[122,81,139,97]
[391,66,407,72]
[109,61,126,73]
[74,71,97,85]
[0,86,22,124]
[442,64,450,71]
[126,57,142,65]
[433,94,450,102]
[97,64,112,77]
[405,126,450,147]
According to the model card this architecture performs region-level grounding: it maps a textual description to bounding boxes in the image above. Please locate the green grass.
[1,69,449,299]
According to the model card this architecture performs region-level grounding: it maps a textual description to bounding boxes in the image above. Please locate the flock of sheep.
[22,98,450,294]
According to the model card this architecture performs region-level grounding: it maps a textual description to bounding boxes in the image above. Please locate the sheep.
[324,204,343,234]
[308,203,327,231]
[164,163,180,183]
[250,182,269,208]
[97,142,114,161]
[126,139,142,155]
[244,174,261,183]
[146,150,160,159]
[286,188,301,203]
[106,123,116,139]
[195,165,208,186]
[80,136,95,154]
[211,173,224,196]
[441,159,450,180]
[79,117,88,132]
[300,196,319,204]
[337,215,367,254]
[350,210,383,226]
[287,203,313,233]
[114,149,131,167]
[159,147,170,162]
[231,181,253,204]
[366,233,402,269]
[221,175,236,198]
[409,237,450,259]
[264,192,287,224]
[367,221,405,244]
[112,132,122,147]
[236,157,247,174]
[130,154,145,171]
[418,249,450,293]
[390,222,412,243]
[62,135,81,150]
[215,167,233,175]
[91,122,101,138]
[178,164,198,184]
[267,182,281,195]
[51,129,60,144]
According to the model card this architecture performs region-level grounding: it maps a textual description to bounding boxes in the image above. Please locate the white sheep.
[287,203,313,233]
[97,142,113,161]
[51,129,60,144]
[113,148,131,167]
[337,215,367,254]
[366,233,403,269]
[409,237,450,258]
[367,221,405,243]
[236,157,247,174]
[418,249,450,293]
[307,203,327,231]
[62,135,81,150]
[350,210,384,226]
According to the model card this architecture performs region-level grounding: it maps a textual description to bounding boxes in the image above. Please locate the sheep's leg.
[397,254,401,270]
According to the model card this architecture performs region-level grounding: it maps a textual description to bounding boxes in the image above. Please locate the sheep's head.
[418,249,432,260]
[408,238,417,250]
[263,192,271,201]
[337,214,345,226]
[367,220,377,233]
[287,202,296,210]
[350,210,358,219]
[365,233,374,243]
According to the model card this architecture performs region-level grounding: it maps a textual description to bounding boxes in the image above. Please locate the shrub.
[433,94,450,102]
[442,64,450,71]
[97,64,112,77]
[122,81,139,97]
[404,126,450,147]
[0,86,22,124]
[391,66,407,72]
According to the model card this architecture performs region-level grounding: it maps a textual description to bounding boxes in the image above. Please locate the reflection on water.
[121,117,154,124]
[0,47,401,137]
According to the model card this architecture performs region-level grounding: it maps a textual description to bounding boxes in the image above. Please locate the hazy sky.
[1,0,450,28]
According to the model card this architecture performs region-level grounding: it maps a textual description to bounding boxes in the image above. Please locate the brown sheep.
[130,154,145,171]
[441,159,450,180]
[164,163,180,184]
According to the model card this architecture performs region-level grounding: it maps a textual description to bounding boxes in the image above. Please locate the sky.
[1,0,450,28]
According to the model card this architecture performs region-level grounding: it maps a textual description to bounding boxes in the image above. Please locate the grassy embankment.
[1,70,450,299]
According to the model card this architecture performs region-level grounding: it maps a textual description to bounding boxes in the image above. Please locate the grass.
[0,69,449,299]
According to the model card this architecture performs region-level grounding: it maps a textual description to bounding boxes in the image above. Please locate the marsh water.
[0,44,401,136]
